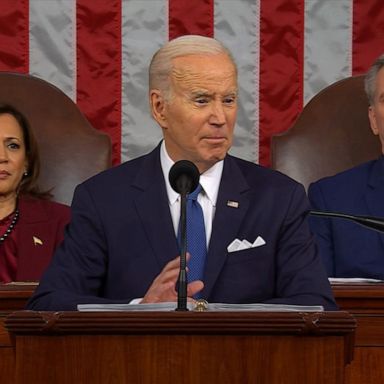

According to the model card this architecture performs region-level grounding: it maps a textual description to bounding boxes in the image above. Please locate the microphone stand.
[310,210,384,233]
[169,160,200,312]
[176,191,188,311]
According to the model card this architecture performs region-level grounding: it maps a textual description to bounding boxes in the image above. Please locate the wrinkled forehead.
[172,53,236,71]
[170,54,237,89]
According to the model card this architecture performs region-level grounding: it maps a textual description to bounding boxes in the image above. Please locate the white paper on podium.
[77,302,324,312]
[329,277,384,284]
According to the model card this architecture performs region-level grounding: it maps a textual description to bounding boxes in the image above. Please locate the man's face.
[369,67,384,153]
[151,53,238,173]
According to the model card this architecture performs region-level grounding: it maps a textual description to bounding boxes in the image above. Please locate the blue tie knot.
[188,184,202,201]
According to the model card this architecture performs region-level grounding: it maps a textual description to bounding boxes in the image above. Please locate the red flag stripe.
[0,0,29,73]
[259,0,304,166]
[76,0,122,165]
[168,0,214,39]
[352,0,384,75]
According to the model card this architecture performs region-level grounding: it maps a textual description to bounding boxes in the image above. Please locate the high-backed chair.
[0,72,112,205]
[271,75,382,190]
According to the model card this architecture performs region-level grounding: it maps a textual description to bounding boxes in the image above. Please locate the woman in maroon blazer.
[0,104,70,283]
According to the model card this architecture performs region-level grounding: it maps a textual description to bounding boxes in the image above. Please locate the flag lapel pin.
[33,236,43,246]
[227,200,239,208]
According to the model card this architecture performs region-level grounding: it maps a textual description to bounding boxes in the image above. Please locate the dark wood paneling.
[7,283,384,384]
[6,311,355,384]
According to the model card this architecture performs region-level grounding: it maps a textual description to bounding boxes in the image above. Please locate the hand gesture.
[141,253,204,303]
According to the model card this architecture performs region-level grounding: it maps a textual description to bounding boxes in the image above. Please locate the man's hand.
[141,253,204,303]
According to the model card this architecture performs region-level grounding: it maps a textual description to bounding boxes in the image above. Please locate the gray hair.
[149,35,237,95]
[365,53,384,105]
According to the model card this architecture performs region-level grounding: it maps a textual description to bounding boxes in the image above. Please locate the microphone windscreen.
[169,160,200,194]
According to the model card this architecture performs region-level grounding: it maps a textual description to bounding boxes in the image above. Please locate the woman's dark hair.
[0,103,51,199]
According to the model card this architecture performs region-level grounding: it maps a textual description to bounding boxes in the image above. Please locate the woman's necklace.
[0,209,19,244]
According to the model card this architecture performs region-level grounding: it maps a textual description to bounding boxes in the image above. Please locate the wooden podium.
[0,284,36,381]
[5,310,355,384]
[333,283,384,383]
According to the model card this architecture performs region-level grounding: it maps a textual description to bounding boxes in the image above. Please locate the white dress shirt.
[160,141,223,249]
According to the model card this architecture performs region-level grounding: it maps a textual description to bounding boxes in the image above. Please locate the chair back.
[271,75,381,190]
[0,72,111,205]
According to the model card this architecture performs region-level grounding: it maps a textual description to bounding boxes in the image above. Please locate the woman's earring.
[23,171,28,177]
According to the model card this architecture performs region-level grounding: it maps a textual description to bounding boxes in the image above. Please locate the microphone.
[310,210,384,233]
[169,160,200,311]
[169,160,200,196]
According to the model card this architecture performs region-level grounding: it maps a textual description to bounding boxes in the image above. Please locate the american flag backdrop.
[0,0,383,167]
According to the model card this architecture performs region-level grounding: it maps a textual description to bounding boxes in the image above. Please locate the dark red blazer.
[15,196,71,281]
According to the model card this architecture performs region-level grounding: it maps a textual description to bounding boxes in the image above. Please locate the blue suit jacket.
[27,145,336,310]
[308,156,384,278]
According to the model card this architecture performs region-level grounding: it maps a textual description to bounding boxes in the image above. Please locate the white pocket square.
[227,236,266,253]
[252,236,266,247]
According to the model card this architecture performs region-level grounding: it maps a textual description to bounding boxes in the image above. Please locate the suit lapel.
[131,149,252,296]
[17,223,56,275]
[16,198,56,280]
[202,156,250,298]
[365,157,384,249]
[132,146,179,270]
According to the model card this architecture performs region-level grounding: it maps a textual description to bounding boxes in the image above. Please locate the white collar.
[160,141,223,206]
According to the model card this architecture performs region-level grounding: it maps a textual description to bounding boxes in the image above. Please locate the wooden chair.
[271,75,382,190]
[0,72,111,205]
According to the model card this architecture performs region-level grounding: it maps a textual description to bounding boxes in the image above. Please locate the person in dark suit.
[308,53,384,278]
[0,104,70,283]
[27,35,336,311]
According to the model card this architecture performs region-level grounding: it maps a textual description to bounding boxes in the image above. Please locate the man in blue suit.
[308,53,384,278]
[27,35,336,311]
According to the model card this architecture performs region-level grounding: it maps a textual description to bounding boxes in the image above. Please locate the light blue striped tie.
[178,184,207,285]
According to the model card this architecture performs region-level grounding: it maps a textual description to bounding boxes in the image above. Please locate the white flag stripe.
[121,0,167,162]
[215,0,260,163]
[29,0,76,101]
[304,0,353,105]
